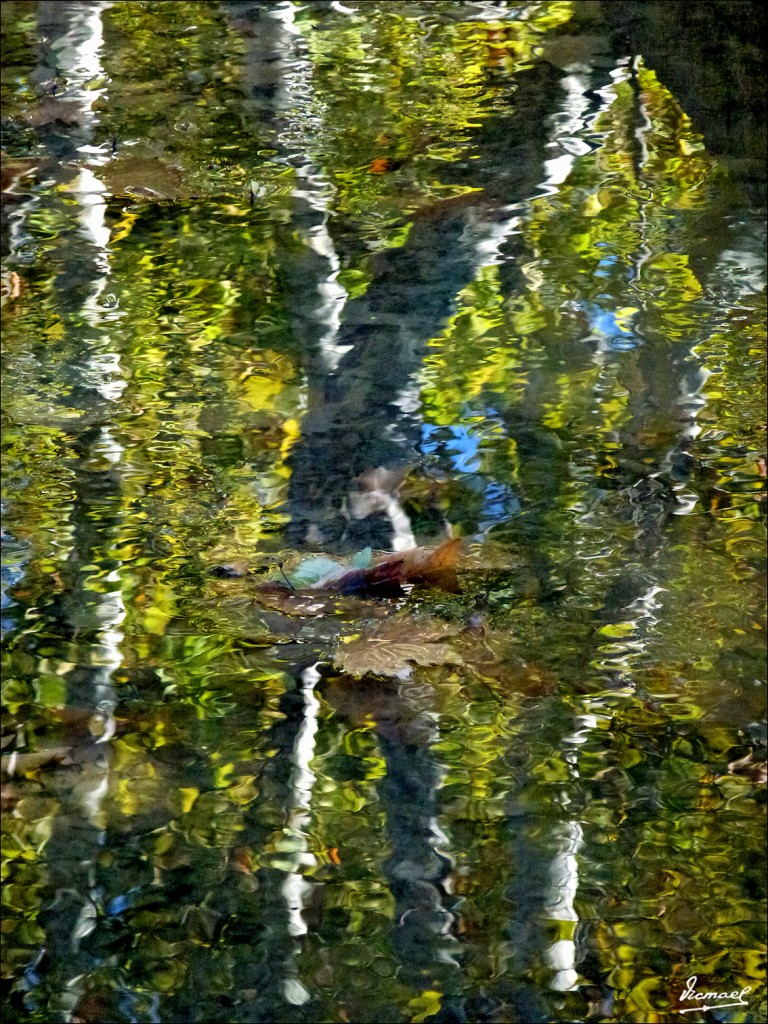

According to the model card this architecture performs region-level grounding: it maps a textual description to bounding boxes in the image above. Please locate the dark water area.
[1,2,766,1022]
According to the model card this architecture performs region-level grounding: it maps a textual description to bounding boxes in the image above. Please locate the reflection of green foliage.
[1,1,765,1021]
[102,2,259,183]
[296,1,574,222]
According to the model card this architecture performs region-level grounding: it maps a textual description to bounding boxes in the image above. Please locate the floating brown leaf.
[248,537,462,603]
[333,615,463,678]
[313,537,462,595]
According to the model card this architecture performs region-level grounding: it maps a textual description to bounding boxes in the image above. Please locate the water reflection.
[1,2,765,1022]
[4,3,127,1019]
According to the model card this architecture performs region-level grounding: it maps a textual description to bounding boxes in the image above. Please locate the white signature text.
[677,975,752,1014]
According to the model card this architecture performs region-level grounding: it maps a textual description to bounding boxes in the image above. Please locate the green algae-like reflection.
[2,2,765,1022]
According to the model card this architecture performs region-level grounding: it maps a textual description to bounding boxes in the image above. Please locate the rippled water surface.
[2,2,766,1022]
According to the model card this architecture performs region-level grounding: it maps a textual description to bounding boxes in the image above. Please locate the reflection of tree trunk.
[225,8,572,557]
[224,0,303,120]
[227,0,349,373]
[285,63,566,551]
[478,706,590,1022]
[275,162,348,382]
[602,0,766,204]
[11,5,126,1019]
[286,203,513,549]
[210,670,318,1019]
[373,697,462,997]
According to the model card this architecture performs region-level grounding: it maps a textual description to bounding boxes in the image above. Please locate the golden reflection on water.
[2,1,766,1022]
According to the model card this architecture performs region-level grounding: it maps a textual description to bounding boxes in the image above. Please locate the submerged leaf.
[287,556,346,588]
[333,615,463,678]
[251,584,342,618]
[350,546,373,569]
[248,584,389,622]
[286,546,372,587]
